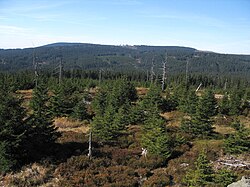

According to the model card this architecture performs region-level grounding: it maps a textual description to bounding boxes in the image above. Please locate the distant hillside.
[42,42,84,47]
[0,42,250,78]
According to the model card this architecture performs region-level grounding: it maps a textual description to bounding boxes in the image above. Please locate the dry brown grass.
[2,163,58,187]
[136,87,149,97]
[161,111,185,127]
[16,89,33,100]
[214,125,235,135]
[54,117,89,133]
[15,89,33,111]
[238,115,250,129]
[214,94,224,99]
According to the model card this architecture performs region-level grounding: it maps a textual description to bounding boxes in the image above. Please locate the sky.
[0,0,250,54]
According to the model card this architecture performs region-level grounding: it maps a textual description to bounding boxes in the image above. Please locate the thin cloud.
[0,16,7,20]
[0,25,32,35]
[10,12,63,22]
[0,0,71,13]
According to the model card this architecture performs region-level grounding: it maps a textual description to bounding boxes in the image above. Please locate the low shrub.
[142,168,170,187]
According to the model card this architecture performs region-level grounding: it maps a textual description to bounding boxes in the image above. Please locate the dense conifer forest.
[1,43,250,80]
[0,44,250,186]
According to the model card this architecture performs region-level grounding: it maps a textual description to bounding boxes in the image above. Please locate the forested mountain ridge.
[0,42,250,78]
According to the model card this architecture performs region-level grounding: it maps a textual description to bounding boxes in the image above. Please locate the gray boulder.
[227,176,250,187]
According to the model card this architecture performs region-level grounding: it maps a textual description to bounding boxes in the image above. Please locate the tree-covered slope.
[0,43,250,78]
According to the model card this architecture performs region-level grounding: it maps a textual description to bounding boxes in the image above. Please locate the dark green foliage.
[178,89,198,114]
[228,90,243,116]
[219,93,230,115]
[181,115,214,138]
[49,84,78,117]
[242,89,250,115]
[197,90,217,118]
[141,109,172,159]
[91,101,133,142]
[1,44,250,82]
[181,110,214,139]
[30,84,49,117]
[180,112,214,138]
[129,104,145,124]
[214,169,237,187]
[0,90,27,172]
[49,87,67,117]
[224,122,250,154]
[71,100,88,121]
[92,105,121,142]
[25,84,61,157]
[91,78,137,142]
[0,141,11,172]
[181,90,216,138]
[112,103,132,128]
[108,78,137,110]
[184,150,213,187]
[163,94,179,111]
[92,90,108,116]
[219,90,245,116]
[140,84,163,112]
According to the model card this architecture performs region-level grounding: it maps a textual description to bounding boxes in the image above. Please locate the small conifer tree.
[141,108,172,159]
[25,84,60,157]
[184,150,213,186]
[224,121,250,154]
[0,90,27,171]
[72,100,88,121]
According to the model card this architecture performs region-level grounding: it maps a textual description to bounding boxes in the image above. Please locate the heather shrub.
[142,168,170,187]
[129,156,166,170]
[55,155,90,175]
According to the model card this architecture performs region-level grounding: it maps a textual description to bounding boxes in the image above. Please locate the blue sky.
[0,0,250,54]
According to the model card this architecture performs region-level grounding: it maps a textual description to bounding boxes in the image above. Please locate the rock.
[227,176,250,187]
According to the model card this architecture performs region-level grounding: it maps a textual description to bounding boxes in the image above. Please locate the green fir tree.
[224,122,250,154]
[178,89,198,115]
[214,169,237,187]
[72,100,88,121]
[0,90,27,172]
[197,90,217,118]
[219,93,230,115]
[140,84,163,113]
[91,104,122,142]
[184,150,214,187]
[141,108,172,159]
[25,84,61,158]
[228,90,242,116]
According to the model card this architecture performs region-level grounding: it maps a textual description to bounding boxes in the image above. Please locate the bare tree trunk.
[161,55,167,91]
[88,131,92,159]
[186,59,189,88]
[33,50,39,87]
[196,83,202,92]
[59,58,63,85]
[150,57,155,84]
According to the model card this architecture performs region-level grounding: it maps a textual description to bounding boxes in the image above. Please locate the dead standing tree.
[161,54,167,91]
[99,68,105,86]
[150,56,155,85]
[186,58,189,89]
[87,131,92,159]
[33,50,39,87]
[53,57,63,85]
